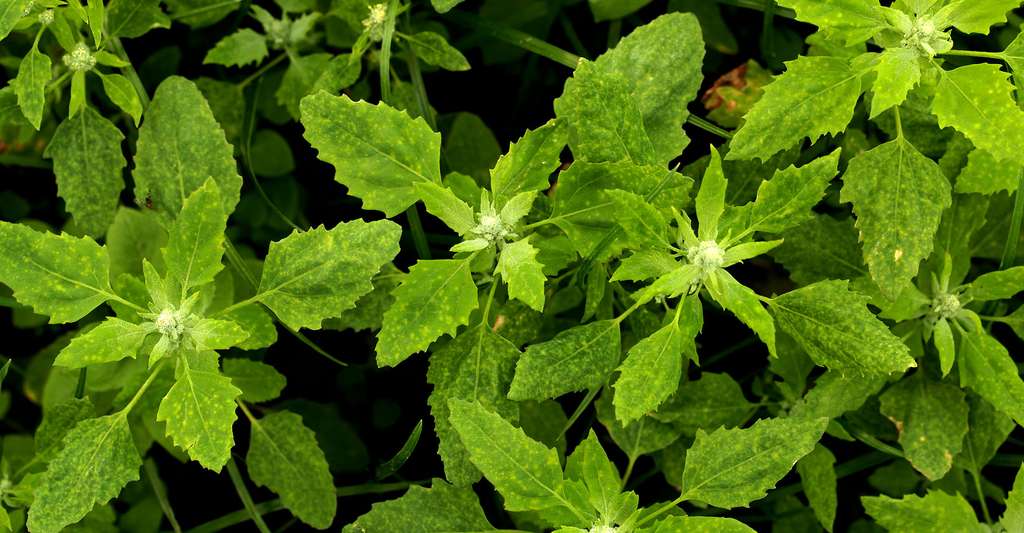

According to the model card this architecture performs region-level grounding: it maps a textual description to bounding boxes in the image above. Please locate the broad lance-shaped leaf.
[565,430,624,520]
[933,64,1024,168]
[639,515,756,533]
[681,416,828,508]
[727,55,862,161]
[870,48,920,119]
[1005,465,1024,533]
[427,325,520,486]
[301,92,442,217]
[247,411,336,529]
[796,445,837,532]
[490,120,566,207]
[708,269,776,357]
[862,491,985,532]
[509,320,620,401]
[222,358,286,403]
[496,238,546,312]
[840,136,951,298]
[27,413,140,533]
[401,31,470,71]
[342,480,493,533]
[107,0,171,38]
[554,59,656,165]
[133,76,242,218]
[15,45,50,130]
[0,222,113,323]
[790,371,887,420]
[54,318,151,368]
[163,180,227,297]
[256,219,401,331]
[98,72,143,126]
[879,371,968,480]
[156,351,240,471]
[775,0,888,44]
[769,280,916,376]
[959,330,1024,426]
[614,296,701,424]
[377,258,478,366]
[592,12,705,163]
[44,108,126,237]
[204,28,268,67]
[966,266,1024,301]
[722,150,840,237]
[448,400,566,512]
[938,0,1022,34]
[0,0,30,43]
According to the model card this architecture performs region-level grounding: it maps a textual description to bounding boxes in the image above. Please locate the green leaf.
[564,430,623,520]
[134,76,242,218]
[222,359,286,403]
[770,280,916,375]
[430,0,465,13]
[592,12,705,163]
[0,222,113,323]
[933,317,955,376]
[611,250,679,282]
[967,266,1024,301]
[0,0,30,42]
[796,445,837,532]
[256,220,401,331]
[589,0,652,21]
[427,326,520,486]
[933,64,1024,168]
[87,0,104,47]
[156,351,240,471]
[707,269,776,357]
[775,0,888,44]
[554,59,655,165]
[878,371,968,480]
[34,398,95,462]
[1004,465,1024,533]
[448,399,567,512]
[956,148,1020,195]
[97,72,143,126]
[840,136,951,298]
[696,146,728,240]
[655,372,754,435]
[107,0,170,38]
[509,320,620,401]
[728,55,862,161]
[163,180,227,298]
[598,388,685,461]
[789,371,887,420]
[724,150,840,238]
[607,190,670,249]
[641,515,756,533]
[936,0,1022,34]
[959,330,1024,426]
[414,181,475,235]
[277,53,332,119]
[377,259,478,366]
[15,46,51,130]
[956,394,1015,475]
[301,92,442,217]
[772,215,867,285]
[402,31,470,71]
[27,414,140,533]
[54,318,151,369]
[247,411,336,528]
[43,107,126,237]
[870,48,921,119]
[497,238,546,312]
[343,480,493,532]
[681,416,828,508]
[862,491,985,532]
[490,120,566,207]
[204,28,268,67]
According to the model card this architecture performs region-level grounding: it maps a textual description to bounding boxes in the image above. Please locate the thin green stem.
[226,458,272,533]
[405,204,432,260]
[711,0,795,19]
[74,368,87,399]
[45,70,73,94]
[109,37,151,109]
[447,11,580,69]
[122,360,167,414]
[242,79,300,231]
[999,168,1024,269]
[556,387,600,442]
[940,49,1006,60]
[972,470,993,524]
[480,278,499,328]
[621,455,637,488]
[379,0,400,103]
[145,458,183,533]
[558,13,590,59]
[169,0,242,21]
[238,53,287,90]
[686,115,732,139]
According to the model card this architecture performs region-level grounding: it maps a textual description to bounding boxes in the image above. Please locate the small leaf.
[496,238,546,312]
[301,92,442,217]
[770,280,916,375]
[862,491,985,532]
[43,107,127,237]
[156,351,240,471]
[107,0,170,38]
[414,181,475,235]
[402,31,469,71]
[796,445,837,532]
[257,220,402,331]
[0,0,31,43]
[222,359,286,403]
[204,28,269,67]
[956,148,1019,195]
[1004,465,1024,533]
[509,320,620,401]
[377,259,479,366]
[936,0,1022,34]
[681,416,828,508]
[966,266,1024,301]
[613,319,689,425]
[97,72,143,125]
[959,330,1024,426]
[707,269,776,357]
[933,63,1024,169]
[696,146,728,240]
[430,0,465,13]
[490,120,566,207]
[163,180,227,298]
[247,411,336,528]
[642,515,756,533]
[870,48,920,119]
[376,420,422,479]
[790,371,887,420]
[933,317,955,377]
[27,414,140,533]
[607,189,670,249]
[15,46,51,130]
[655,372,753,435]
[342,480,493,532]
[54,318,151,369]
[878,371,969,480]
[775,0,888,44]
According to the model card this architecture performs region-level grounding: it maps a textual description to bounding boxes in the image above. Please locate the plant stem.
[238,53,287,90]
[122,360,167,414]
[999,168,1024,269]
[145,458,183,533]
[711,0,795,19]
[74,368,87,399]
[972,470,993,524]
[226,458,272,533]
[687,115,732,139]
[940,49,1006,60]
[447,11,580,69]
[556,386,600,442]
[169,0,242,21]
[379,0,400,103]
[242,79,300,231]
[109,37,151,110]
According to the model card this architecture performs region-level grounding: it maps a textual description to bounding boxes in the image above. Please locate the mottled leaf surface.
[510,320,620,401]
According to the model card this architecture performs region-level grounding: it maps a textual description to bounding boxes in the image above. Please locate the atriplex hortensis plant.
[0,0,1023,531]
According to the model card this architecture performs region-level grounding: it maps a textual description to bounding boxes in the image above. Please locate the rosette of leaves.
[729,0,1024,300]
[203,1,469,120]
